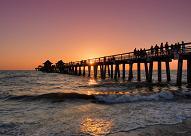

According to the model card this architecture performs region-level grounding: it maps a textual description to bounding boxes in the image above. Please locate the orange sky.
[0,0,190,70]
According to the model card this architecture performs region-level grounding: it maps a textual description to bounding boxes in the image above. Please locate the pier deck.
[36,41,191,86]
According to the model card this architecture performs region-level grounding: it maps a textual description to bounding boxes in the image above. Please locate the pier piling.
[187,56,191,85]
[158,61,162,82]
[94,65,98,78]
[122,63,126,79]
[148,61,153,82]
[128,63,133,81]
[166,61,171,82]
[177,58,183,85]
[111,64,113,78]
[137,62,141,81]
[144,62,149,81]
[83,66,85,76]
[88,65,91,77]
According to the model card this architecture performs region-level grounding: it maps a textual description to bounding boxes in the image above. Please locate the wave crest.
[3,91,191,103]
[5,92,95,102]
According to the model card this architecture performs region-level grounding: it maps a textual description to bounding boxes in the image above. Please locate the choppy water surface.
[0,70,191,136]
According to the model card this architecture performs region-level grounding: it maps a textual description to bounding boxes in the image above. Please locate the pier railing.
[65,42,191,66]
[37,41,191,86]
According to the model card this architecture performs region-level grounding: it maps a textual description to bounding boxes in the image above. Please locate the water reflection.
[88,78,98,85]
[80,117,112,135]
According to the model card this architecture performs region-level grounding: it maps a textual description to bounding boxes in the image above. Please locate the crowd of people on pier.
[133,41,186,58]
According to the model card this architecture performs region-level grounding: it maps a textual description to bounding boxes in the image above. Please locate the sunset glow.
[0,0,191,70]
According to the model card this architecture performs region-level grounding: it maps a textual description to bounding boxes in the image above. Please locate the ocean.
[0,70,191,136]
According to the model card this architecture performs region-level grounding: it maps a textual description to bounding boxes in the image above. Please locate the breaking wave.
[3,92,95,102]
[2,91,191,103]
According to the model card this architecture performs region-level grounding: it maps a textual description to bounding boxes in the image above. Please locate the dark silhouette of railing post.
[137,62,141,81]
[158,61,162,82]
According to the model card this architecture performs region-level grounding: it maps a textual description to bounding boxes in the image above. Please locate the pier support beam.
[68,67,70,74]
[71,66,74,74]
[114,64,120,79]
[128,63,133,81]
[148,61,153,82]
[100,65,106,79]
[137,62,141,81]
[83,66,85,76]
[122,63,126,79]
[158,61,162,82]
[104,65,106,78]
[108,65,110,77]
[79,66,81,76]
[111,64,113,78]
[100,65,102,78]
[118,64,120,78]
[75,66,77,75]
[88,65,91,77]
[187,57,191,86]
[166,61,171,82]
[94,65,98,78]
[177,58,183,85]
[144,62,149,81]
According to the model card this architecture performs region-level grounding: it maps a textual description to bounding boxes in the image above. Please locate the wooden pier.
[36,41,191,86]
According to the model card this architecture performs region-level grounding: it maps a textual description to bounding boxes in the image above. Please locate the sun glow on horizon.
[0,0,191,70]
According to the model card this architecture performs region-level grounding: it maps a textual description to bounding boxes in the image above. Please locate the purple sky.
[0,0,191,69]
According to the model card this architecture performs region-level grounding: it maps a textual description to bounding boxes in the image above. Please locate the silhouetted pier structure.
[36,41,191,86]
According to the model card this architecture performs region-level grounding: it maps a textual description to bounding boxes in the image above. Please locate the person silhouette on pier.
[150,46,154,56]
[140,48,143,57]
[154,44,159,56]
[174,43,179,54]
[165,42,169,55]
[104,57,106,62]
[134,48,137,58]
[112,56,115,62]
[182,41,186,53]
[143,48,147,57]
[137,49,140,58]
[171,44,174,54]
[160,43,164,55]
[177,42,181,54]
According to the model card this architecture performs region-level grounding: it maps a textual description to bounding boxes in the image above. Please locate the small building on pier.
[42,60,53,73]
[55,60,65,73]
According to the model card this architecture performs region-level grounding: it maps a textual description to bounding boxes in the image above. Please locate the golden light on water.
[88,78,98,85]
[80,117,112,135]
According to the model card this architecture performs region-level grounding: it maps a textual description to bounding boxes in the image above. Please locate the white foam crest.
[95,91,174,103]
